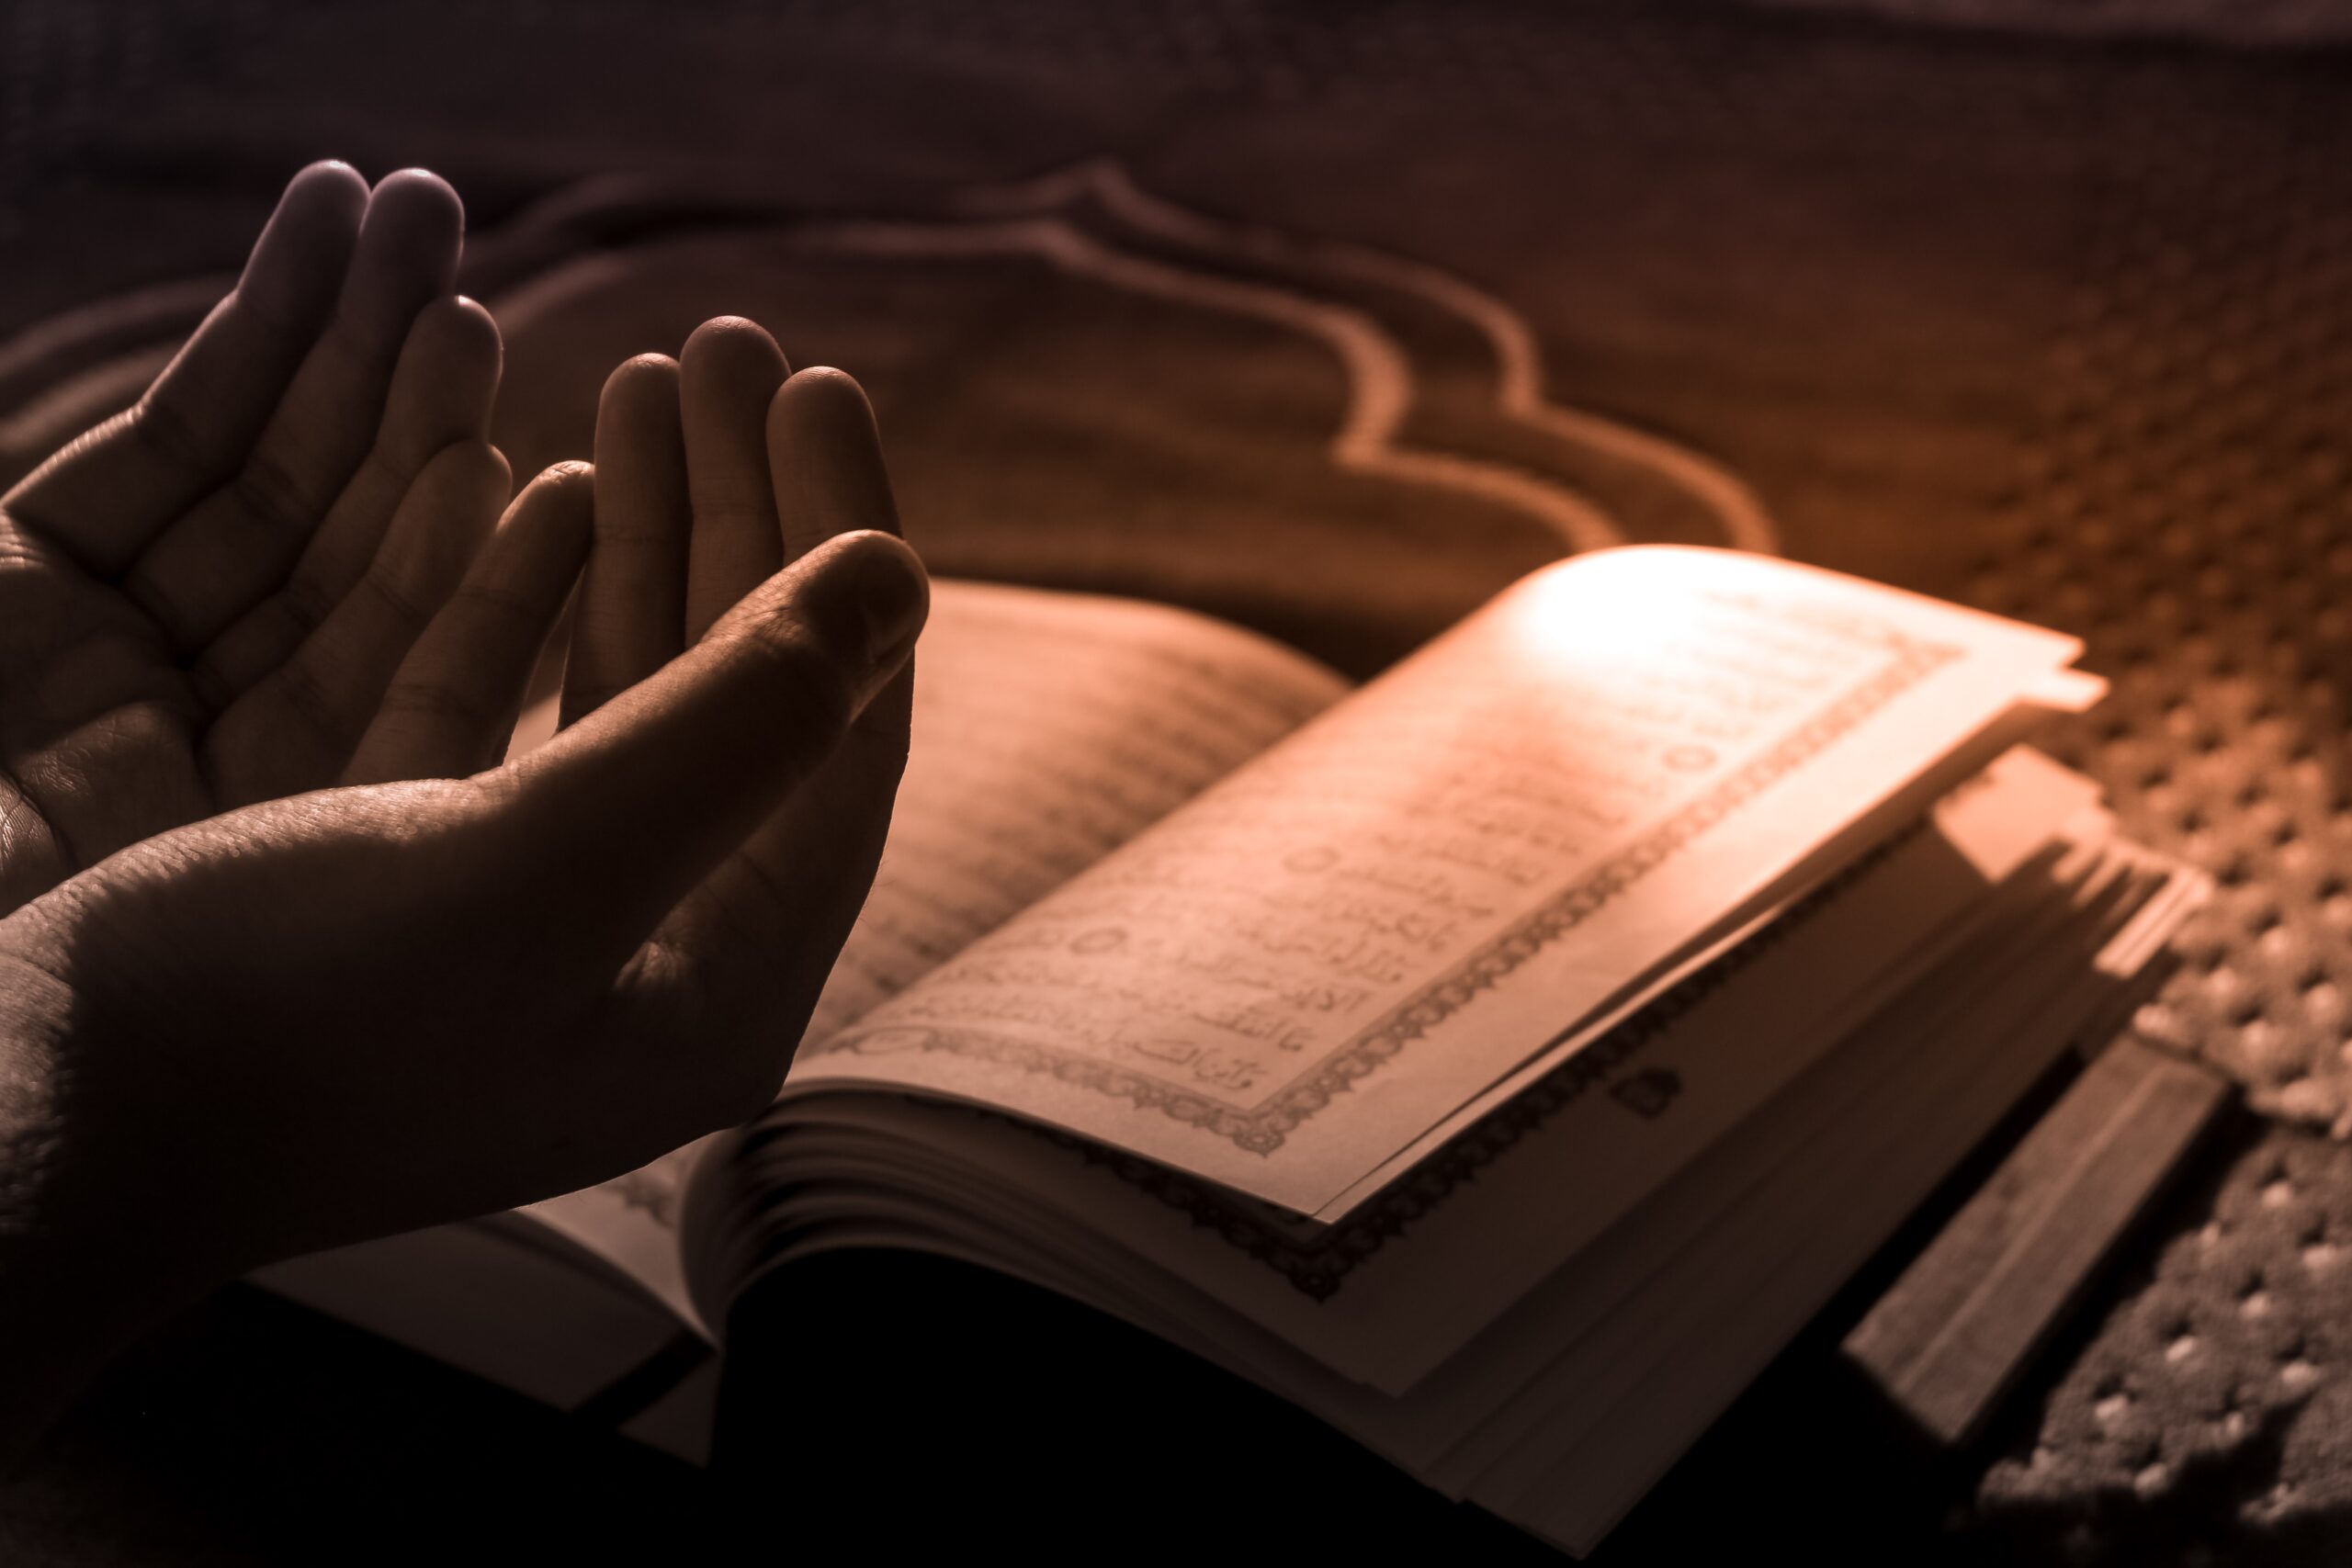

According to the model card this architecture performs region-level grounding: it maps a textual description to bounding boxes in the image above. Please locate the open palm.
[0,319,925,1275]
[0,163,511,912]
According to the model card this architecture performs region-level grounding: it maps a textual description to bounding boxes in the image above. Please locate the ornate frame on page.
[819,617,1961,1167]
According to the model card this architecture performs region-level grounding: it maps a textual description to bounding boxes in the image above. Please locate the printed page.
[716,748,2116,1392]
[795,583,1349,1043]
[523,579,1349,1321]
[791,547,2086,1217]
[1306,715,2099,1218]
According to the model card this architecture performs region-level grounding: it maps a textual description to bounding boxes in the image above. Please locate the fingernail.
[849,538,929,667]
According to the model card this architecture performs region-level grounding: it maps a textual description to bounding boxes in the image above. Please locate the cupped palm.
[0,162,516,912]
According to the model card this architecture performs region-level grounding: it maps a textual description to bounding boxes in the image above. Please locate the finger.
[206,440,509,805]
[191,295,503,711]
[1,162,368,572]
[560,354,690,725]
[127,169,467,653]
[644,373,911,1042]
[728,367,909,902]
[575,657,913,1143]
[343,463,594,784]
[681,317,790,643]
[768,366,900,558]
[650,656,913,1053]
[497,530,928,972]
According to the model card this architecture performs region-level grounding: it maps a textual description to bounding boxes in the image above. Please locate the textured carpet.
[4,3,2351,1562]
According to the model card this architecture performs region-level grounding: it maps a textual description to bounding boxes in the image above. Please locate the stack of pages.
[263,547,2202,1556]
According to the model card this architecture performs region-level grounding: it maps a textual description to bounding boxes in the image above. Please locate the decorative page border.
[1019,819,1925,1301]
[738,826,1900,1311]
[819,618,1960,1160]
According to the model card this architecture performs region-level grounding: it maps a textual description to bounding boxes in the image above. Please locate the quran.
[259,547,2202,1555]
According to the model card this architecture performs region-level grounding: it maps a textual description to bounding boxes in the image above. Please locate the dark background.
[5,2,2352,1561]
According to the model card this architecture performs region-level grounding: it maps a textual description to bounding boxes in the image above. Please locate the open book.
[258,547,2201,1555]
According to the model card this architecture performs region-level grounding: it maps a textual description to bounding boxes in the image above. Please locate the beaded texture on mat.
[1962,51,2352,1567]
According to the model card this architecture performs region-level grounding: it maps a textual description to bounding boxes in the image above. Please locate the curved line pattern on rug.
[3,159,1781,563]
[960,158,1782,557]
[785,213,1630,555]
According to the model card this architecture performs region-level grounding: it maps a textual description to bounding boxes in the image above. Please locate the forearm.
[0,953,222,1465]
[0,1197,194,1469]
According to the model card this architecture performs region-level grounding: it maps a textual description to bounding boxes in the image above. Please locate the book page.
[796,583,1350,1044]
[791,547,2086,1216]
[707,748,2121,1382]
[522,580,1349,1325]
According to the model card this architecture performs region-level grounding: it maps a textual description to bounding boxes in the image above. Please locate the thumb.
[488,528,927,961]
